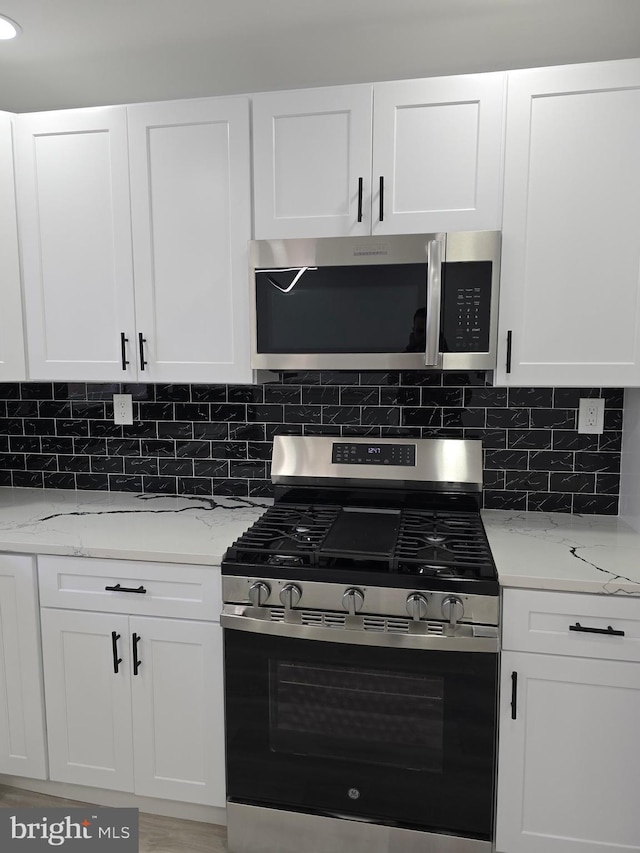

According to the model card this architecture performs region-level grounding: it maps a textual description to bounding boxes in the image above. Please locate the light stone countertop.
[1,488,639,595]
[482,510,640,596]
[0,487,271,566]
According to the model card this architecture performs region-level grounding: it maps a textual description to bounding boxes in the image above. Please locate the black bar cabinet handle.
[569,622,625,637]
[111,631,122,674]
[506,330,513,374]
[105,583,147,594]
[120,332,129,371]
[510,671,518,720]
[138,332,148,370]
[132,633,141,676]
[379,175,384,221]
[357,177,363,223]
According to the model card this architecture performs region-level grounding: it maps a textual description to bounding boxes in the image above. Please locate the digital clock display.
[332,442,416,466]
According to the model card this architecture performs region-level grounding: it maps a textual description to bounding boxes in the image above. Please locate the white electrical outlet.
[113,394,134,426]
[577,398,605,434]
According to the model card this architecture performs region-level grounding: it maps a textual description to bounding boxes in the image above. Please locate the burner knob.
[248,581,271,607]
[342,587,365,616]
[441,595,464,626]
[279,583,302,609]
[406,592,428,621]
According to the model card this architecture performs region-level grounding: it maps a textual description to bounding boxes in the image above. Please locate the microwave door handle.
[425,239,443,367]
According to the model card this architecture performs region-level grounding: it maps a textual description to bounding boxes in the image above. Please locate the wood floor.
[0,785,228,852]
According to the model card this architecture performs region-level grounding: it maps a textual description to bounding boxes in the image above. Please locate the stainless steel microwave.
[249,231,501,371]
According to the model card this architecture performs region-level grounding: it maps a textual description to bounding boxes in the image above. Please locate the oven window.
[269,661,443,772]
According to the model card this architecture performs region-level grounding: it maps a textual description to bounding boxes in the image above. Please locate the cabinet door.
[128,97,252,383]
[40,609,134,791]
[496,651,640,853]
[497,59,640,386]
[130,616,225,806]
[372,73,505,234]
[253,85,373,238]
[15,108,137,381]
[0,555,47,779]
[0,112,26,380]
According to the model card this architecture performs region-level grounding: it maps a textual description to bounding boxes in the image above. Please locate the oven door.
[223,616,498,841]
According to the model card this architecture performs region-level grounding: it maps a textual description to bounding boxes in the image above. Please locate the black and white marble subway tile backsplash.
[0,373,624,514]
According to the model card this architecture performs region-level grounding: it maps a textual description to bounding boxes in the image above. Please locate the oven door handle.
[221,607,498,653]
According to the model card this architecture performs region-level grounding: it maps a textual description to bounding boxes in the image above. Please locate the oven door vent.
[363,615,410,634]
[268,607,347,629]
[362,616,444,635]
[302,610,347,629]
[264,607,445,636]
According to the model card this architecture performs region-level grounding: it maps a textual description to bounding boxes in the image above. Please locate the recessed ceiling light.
[0,14,20,39]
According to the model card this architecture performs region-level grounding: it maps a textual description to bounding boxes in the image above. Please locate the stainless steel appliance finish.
[249,231,501,371]
[271,434,483,490]
[222,603,498,652]
[227,802,492,853]
[222,435,499,853]
[222,574,499,624]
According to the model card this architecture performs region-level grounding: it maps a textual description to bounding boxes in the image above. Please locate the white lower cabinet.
[130,615,224,804]
[38,557,225,807]
[0,554,47,779]
[40,609,134,791]
[496,590,640,852]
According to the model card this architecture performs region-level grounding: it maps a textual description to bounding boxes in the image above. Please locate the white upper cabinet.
[15,98,253,384]
[128,97,252,384]
[15,108,138,382]
[252,85,373,239]
[0,112,26,380]
[372,73,505,234]
[497,59,640,386]
[252,74,505,240]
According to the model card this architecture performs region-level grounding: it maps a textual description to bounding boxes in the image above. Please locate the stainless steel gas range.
[221,436,499,853]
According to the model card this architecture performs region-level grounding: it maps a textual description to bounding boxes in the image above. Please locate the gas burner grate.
[225,503,495,580]
[395,510,494,576]
[225,503,340,567]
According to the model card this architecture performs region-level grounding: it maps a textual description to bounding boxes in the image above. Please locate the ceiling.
[2,0,640,113]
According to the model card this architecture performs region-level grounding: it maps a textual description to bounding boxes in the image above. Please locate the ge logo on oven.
[347,788,360,800]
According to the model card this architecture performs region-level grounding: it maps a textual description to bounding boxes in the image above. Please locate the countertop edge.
[0,541,226,566]
[497,574,640,596]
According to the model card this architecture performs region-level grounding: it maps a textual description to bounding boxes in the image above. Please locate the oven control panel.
[332,442,416,466]
[222,575,501,628]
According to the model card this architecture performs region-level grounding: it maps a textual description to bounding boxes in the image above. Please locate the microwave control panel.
[441,261,492,353]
